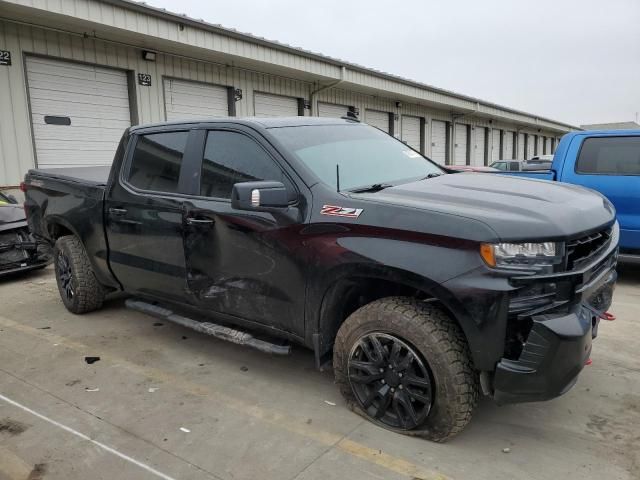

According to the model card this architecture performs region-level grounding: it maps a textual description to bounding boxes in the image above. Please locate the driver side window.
[200,130,293,199]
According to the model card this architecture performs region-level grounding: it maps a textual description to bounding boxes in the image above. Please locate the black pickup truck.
[24,117,618,441]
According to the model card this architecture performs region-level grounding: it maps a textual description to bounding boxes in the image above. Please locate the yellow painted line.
[338,439,448,480]
[0,315,450,480]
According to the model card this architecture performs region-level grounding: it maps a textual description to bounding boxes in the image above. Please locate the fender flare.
[310,263,500,369]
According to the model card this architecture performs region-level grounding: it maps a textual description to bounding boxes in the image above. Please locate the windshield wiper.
[349,183,393,193]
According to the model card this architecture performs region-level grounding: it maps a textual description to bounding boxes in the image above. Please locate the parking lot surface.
[0,262,638,480]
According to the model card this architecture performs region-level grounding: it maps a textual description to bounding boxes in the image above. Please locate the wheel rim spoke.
[396,351,414,371]
[349,360,384,384]
[395,390,419,425]
[406,388,431,405]
[374,389,393,418]
[57,252,74,300]
[392,399,408,429]
[362,385,380,408]
[389,341,401,364]
[404,374,430,389]
[369,336,387,364]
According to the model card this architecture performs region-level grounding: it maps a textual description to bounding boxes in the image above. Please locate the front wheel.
[53,235,104,314]
[333,297,479,442]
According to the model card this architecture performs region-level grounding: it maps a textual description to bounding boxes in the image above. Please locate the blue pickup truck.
[499,130,639,255]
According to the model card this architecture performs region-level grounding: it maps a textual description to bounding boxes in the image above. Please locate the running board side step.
[125,299,291,356]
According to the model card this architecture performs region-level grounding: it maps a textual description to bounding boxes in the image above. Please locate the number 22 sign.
[0,51,11,66]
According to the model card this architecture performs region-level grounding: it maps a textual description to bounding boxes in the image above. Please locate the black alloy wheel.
[57,250,74,301]
[347,332,433,430]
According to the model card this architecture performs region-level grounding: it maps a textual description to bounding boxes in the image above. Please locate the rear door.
[181,126,307,336]
[561,134,640,250]
[105,128,195,302]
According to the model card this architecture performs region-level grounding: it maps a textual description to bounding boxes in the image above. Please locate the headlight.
[480,242,564,272]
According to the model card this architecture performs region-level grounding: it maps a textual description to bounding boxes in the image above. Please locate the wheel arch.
[46,215,79,242]
[312,264,486,368]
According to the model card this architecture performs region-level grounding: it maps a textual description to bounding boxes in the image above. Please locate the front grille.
[566,227,612,271]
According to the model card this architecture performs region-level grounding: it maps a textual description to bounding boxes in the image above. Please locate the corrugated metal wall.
[0,19,311,183]
[0,18,566,184]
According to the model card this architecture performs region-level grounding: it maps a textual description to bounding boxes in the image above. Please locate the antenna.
[336,164,341,193]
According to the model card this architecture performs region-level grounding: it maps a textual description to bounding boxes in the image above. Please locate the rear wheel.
[54,236,104,314]
[333,297,478,442]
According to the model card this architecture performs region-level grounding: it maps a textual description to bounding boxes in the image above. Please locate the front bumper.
[493,250,617,404]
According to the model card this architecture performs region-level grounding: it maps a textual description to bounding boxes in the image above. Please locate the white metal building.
[0,0,577,185]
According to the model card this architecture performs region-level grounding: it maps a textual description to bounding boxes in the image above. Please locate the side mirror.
[231,181,289,212]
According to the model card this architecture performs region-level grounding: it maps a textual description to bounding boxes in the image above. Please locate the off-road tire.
[53,235,104,314]
[333,296,479,442]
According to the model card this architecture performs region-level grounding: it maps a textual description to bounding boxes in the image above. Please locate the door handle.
[108,207,128,216]
[186,217,214,225]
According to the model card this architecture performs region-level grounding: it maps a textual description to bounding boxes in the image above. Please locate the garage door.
[365,109,390,133]
[401,116,421,151]
[527,134,535,159]
[431,120,447,164]
[26,56,131,168]
[474,127,486,166]
[454,124,468,165]
[164,78,229,121]
[491,129,501,162]
[517,133,525,159]
[318,102,349,118]
[503,131,514,159]
[254,92,299,117]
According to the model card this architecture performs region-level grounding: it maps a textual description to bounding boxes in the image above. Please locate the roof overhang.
[0,0,578,133]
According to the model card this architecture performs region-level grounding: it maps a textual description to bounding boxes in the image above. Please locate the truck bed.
[23,165,118,289]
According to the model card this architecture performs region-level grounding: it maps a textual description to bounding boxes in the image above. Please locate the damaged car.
[0,190,51,277]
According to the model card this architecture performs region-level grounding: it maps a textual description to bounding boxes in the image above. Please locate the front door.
[182,127,307,337]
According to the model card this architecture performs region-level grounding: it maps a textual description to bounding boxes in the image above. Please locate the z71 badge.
[320,205,363,219]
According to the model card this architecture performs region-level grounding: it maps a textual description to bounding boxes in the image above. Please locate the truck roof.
[567,129,640,137]
[129,116,358,132]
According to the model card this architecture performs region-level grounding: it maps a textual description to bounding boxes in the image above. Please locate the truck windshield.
[270,124,443,191]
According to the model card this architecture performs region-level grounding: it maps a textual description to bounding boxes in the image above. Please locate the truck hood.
[355,173,615,241]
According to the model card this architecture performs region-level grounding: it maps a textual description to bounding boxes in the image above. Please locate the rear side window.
[492,162,506,170]
[127,131,190,192]
[576,136,640,175]
[509,162,519,171]
[200,130,293,199]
